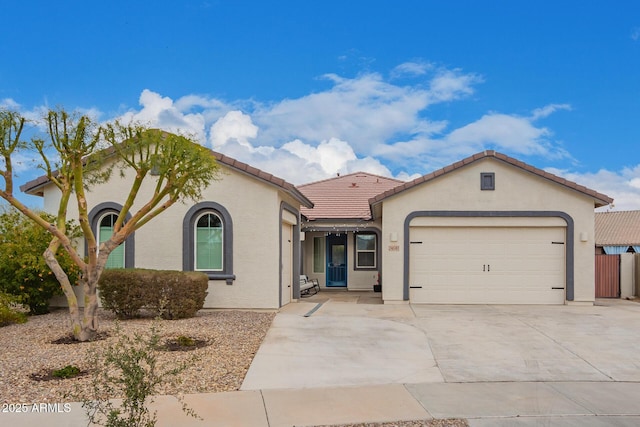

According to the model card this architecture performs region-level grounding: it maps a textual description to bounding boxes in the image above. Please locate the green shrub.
[82,323,199,427]
[0,208,81,314]
[176,335,195,347]
[98,269,150,319]
[147,271,208,319]
[98,269,208,319]
[52,365,81,379]
[0,291,28,326]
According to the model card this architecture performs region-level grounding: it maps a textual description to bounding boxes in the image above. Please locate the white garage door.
[409,226,566,304]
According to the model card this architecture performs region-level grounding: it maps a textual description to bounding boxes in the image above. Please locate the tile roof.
[20,147,313,208]
[595,210,640,246]
[369,150,613,208]
[298,172,404,220]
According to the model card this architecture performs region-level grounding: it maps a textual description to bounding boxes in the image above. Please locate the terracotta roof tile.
[298,172,404,220]
[595,211,640,246]
[369,150,613,207]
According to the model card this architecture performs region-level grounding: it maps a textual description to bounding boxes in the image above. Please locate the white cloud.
[531,104,571,120]
[117,89,208,142]
[390,61,433,78]
[547,165,640,211]
[210,111,258,149]
[97,65,575,187]
[445,109,571,160]
[0,98,20,109]
[252,69,482,154]
[253,73,428,151]
[427,69,482,103]
[632,27,640,41]
[208,136,393,185]
[447,113,550,154]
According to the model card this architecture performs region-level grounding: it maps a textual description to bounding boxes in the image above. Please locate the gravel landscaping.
[0,308,275,404]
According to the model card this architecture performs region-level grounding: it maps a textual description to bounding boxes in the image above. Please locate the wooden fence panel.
[595,254,620,298]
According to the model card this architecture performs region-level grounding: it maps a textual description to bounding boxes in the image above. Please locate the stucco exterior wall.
[379,158,597,304]
[42,162,297,310]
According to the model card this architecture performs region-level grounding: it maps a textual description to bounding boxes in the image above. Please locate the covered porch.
[301,228,382,292]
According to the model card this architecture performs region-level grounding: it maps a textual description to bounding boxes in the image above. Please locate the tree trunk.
[43,248,84,339]
[80,274,99,342]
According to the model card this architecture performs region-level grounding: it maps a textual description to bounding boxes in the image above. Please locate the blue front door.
[326,233,347,287]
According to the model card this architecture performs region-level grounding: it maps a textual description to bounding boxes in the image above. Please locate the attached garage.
[372,151,613,305]
[408,218,567,304]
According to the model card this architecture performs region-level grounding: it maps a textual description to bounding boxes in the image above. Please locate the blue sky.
[2,1,639,209]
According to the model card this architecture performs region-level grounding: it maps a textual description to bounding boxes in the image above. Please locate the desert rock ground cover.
[0,308,274,403]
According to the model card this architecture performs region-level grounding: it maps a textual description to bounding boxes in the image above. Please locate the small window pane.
[195,213,223,271]
[356,234,376,251]
[332,245,345,265]
[313,237,324,273]
[357,252,375,267]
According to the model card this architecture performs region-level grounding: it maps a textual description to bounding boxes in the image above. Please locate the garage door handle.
[487,264,490,272]
[410,286,423,289]
[483,264,491,272]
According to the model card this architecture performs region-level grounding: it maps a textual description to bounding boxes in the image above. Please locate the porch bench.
[300,275,320,296]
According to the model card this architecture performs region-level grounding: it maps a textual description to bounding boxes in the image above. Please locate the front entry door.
[326,233,347,287]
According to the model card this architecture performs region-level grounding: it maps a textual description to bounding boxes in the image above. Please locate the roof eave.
[369,151,614,207]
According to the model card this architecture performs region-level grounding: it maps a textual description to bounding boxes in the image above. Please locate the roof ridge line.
[297,170,404,188]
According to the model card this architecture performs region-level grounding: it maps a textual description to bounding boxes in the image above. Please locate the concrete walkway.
[3,295,640,426]
[3,381,640,426]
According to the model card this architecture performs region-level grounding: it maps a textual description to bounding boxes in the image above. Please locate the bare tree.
[0,108,220,341]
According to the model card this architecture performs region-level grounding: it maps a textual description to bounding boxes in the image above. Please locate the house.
[595,210,640,254]
[23,148,613,308]
[302,151,612,305]
[594,210,640,298]
[21,149,313,310]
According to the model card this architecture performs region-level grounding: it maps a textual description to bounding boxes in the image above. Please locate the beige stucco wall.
[379,158,598,304]
[42,161,300,310]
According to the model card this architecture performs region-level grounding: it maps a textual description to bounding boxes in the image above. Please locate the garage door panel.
[409,226,565,304]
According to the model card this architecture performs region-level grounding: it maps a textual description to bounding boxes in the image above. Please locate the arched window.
[88,202,135,269]
[183,202,235,283]
[195,212,223,271]
[98,212,125,269]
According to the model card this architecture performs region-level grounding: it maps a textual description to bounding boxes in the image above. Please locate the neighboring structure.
[594,210,640,299]
[22,148,613,308]
[21,150,313,310]
[595,210,640,254]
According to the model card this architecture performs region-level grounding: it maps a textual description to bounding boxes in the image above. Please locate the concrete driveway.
[241,296,640,390]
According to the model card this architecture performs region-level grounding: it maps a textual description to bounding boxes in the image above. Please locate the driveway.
[241,297,640,390]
